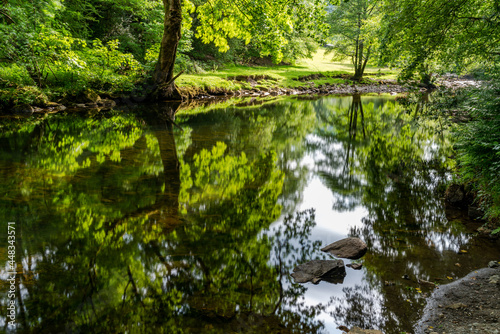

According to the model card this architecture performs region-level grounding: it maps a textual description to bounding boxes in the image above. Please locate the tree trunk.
[152,0,183,101]
[354,41,364,80]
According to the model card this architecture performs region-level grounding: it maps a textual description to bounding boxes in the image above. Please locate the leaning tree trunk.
[152,0,183,100]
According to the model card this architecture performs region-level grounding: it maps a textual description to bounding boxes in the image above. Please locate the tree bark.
[152,0,183,101]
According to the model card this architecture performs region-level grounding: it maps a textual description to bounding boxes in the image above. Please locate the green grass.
[0,48,399,110]
[177,48,398,92]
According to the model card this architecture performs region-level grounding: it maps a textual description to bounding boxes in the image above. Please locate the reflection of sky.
[270,114,497,333]
[290,160,377,334]
[271,145,379,334]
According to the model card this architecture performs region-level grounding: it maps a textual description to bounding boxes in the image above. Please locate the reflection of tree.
[0,98,322,333]
[271,209,327,333]
[328,284,385,331]
[310,94,476,333]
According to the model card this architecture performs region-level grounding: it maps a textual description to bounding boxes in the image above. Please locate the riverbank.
[0,48,401,114]
[416,262,500,334]
[0,79,412,114]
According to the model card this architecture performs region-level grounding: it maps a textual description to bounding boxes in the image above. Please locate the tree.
[153,0,183,99]
[379,0,500,81]
[326,0,381,80]
[153,0,329,100]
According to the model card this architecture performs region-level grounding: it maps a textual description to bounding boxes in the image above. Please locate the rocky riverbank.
[1,80,411,115]
[416,262,500,334]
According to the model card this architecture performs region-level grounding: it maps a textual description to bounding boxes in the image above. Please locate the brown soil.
[416,264,500,334]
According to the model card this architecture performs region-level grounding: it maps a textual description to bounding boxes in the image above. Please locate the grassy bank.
[177,49,397,94]
[0,49,398,111]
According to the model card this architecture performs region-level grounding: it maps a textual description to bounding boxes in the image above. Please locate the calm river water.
[1,95,499,333]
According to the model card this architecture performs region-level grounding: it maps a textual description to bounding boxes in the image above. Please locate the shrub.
[454,75,500,223]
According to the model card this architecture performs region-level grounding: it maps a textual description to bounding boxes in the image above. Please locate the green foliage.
[195,0,328,64]
[379,0,500,81]
[0,86,48,108]
[0,63,34,86]
[0,0,158,102]
[454,75,500,221]
[326,0,381,79]
[408,72,500,224]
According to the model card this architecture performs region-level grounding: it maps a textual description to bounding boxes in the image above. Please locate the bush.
[454,75,500,224]
[0,64,35,87]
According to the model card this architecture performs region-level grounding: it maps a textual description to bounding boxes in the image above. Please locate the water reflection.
[307,95,499,332]
[0,95,499,334]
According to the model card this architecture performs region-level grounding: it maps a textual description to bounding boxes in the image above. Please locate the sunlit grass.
[177,48,398,91]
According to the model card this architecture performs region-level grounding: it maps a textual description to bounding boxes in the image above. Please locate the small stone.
[337,325,349,332]
[347,263,363,270]
[76,104,86,108]
[445,303,467,309]
[488,261,499,268]
[488,275,500,284]
[349,327,383,334]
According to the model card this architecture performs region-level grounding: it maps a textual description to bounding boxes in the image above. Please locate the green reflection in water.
[0,96,498,334]
[0,100,322,333]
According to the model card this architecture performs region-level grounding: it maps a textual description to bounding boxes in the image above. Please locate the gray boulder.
[291,259,345,284]
[321,237,367,259]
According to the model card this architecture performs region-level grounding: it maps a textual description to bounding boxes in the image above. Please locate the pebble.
[445,303,467,309]
[488,275,499,284]
[488,261,499,268]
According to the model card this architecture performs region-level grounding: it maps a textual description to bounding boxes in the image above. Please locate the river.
[1,94,499,333]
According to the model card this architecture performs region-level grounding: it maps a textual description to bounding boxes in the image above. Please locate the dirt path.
[415,263,500,334]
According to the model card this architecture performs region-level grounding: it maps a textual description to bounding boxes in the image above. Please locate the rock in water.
[488,261,499,268]
[12,104,34,114]
[347,263,363,270]
[321,237,368,259]
[291,259,345,284]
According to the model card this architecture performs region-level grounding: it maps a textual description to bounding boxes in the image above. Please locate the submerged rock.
[347,263,363,270]
[291,259,345,284]
[321,237,368,259]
